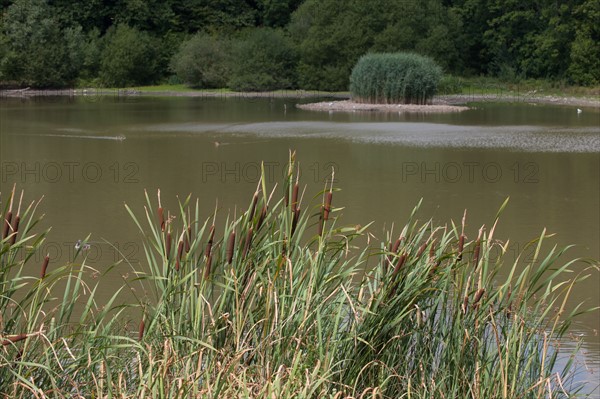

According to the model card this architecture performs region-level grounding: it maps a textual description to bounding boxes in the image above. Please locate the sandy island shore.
[297,99,470,113]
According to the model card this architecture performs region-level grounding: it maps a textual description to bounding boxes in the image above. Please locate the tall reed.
[0,155,596,398]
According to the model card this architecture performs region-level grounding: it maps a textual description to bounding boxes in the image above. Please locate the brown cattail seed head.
[1,334,28,346]
[204,254,213,280]
[9,215,20,245]
[41,255,50,279]
[392,253,407,277]
[473,240,481,270]
[249,193,258,221]
[242,228,253,259]
[226,231,236,264]
[416,242,427,258]
[429,239,437,260]
[291,207,301,236]
[257,206,267,230]
[2,211,12,239]
[185,226,192,253]
[317,214,324,236]
[472,288,485,309]
[392,238,403,254]
[138,318,145,341]
[166,233,172,258]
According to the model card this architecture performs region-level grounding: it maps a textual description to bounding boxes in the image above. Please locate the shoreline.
[1,88,598,108]
[297,99,470,113]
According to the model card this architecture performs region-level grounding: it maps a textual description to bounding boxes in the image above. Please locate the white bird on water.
[577,108,582,114]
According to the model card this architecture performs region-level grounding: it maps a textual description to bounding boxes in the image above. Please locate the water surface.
[1,96,598,394]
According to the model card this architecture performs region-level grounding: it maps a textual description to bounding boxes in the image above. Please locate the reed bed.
[0,155,597,398]
[350,53,443,105]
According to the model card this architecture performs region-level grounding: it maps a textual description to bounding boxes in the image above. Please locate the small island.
[299,52,470,113]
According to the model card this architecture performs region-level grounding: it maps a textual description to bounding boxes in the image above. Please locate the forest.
[0,0,598,89]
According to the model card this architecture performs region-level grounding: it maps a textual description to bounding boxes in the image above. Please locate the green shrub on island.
[350,52,443,104]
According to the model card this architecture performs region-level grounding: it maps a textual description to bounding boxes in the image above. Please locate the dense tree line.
[0,0,597,89]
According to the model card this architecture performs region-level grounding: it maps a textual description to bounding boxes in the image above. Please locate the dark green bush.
[0,0,84,88]
[99,25,161,87]
[170,33,231,88]
[228,28,298,92]
[350,53,443,104]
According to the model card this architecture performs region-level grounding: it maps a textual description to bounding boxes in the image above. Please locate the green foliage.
[438,74,464,94]
[0,0,84,87]
[257,0,303,27]
[228,28,297,91]
[170,33,231,88]
[290,0,461,91]
[1,0,599,89]
[567,0,600,86]
[99,24,161,87]
[350,52,443,104]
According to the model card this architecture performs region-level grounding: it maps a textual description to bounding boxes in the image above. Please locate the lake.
[1,94,598,394]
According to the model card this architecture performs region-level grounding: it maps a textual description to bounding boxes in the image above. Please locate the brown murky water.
[1,95,599,394]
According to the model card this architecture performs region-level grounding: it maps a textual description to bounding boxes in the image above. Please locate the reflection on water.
[1,96,599,394]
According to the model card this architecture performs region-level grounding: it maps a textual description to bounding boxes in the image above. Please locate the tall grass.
[350,53,443,105]
[0,156,597,398]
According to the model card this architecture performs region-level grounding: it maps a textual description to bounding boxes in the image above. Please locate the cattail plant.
[185,226,192,253]
[249,191,259,222]
[226,230,236,265]
[416,241,428,258]
[257,206,267,230]
[1,158,589,398]
[472,226,484,270]
[206,225,215,258]
[166,232,172,259]
[1,333,28,346]
[291,207,301,237]
[472,288,485,310]
[40,254,50,279]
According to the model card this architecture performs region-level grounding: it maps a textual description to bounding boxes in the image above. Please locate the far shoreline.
[1,87,598,108]
[297,100,469,113]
